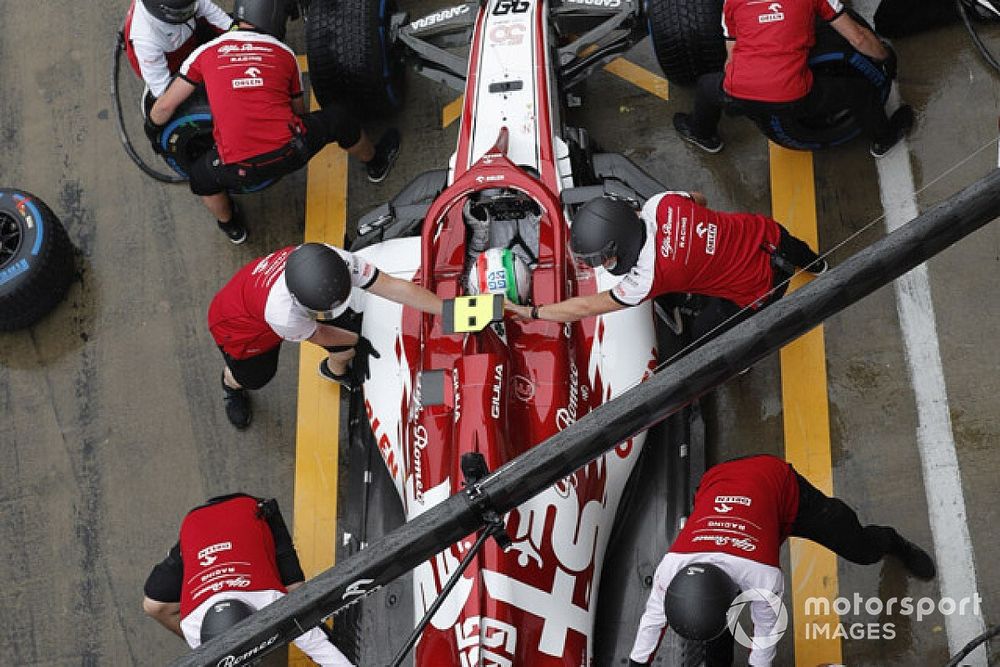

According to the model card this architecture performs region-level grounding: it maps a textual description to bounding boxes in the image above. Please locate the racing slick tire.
[748,25,892,151]
[0,189,75,331]
[646,0,725,86]
[305,0,405,115]
[156,90,214,179]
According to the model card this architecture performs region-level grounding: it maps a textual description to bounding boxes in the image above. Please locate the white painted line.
[875,108,987,665]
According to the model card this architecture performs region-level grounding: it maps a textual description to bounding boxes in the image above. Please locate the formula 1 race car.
[307,0,703,662]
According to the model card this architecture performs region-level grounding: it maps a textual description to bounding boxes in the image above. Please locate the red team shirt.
[209,246,296,358]
[612,192,781,310]
[722,0,845,102]
[177,496,287,617]
[179,30,304,163]
[670,455,800,567]
[209,245,379,359]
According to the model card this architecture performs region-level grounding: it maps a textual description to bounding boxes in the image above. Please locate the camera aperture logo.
[726,588,788,650]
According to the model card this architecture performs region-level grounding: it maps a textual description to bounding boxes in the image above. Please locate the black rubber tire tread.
[647,0,726,86]
[160,92,214,178]
[0,189,75,331]
[305,0,404,115]
[749,21,890,151]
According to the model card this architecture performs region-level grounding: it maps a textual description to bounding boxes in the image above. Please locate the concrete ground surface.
[1,1,998,666]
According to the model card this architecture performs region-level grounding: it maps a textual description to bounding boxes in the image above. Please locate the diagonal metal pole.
[172,169,1000,667]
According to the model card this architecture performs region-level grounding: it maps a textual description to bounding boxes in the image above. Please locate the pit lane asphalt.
[1,1,998,665]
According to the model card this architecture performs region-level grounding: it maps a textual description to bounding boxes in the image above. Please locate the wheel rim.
[0,211,23,270]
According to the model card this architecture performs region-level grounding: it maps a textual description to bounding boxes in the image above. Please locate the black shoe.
[805,258,829,275]
[673,113,724,154]
[217,204,248,245]
[366,128,401,183]
[318,358,360,391]
[892,533,936,580]
[221,375,252,429]
[870,105,915,158]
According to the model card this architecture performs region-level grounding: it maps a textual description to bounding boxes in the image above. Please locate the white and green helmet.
[468,248,532,305]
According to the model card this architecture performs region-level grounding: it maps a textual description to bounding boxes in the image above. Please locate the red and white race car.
[327,0,689,662]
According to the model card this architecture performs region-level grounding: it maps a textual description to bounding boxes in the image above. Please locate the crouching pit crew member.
[208,242,443,428]
[146,0,401,244]
[672,0,912,158]
[507,192,826,341]
[142,493,353,665]
[627,455,936,666]
[123,0,233,100]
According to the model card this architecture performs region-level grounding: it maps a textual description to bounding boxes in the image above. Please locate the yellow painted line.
[770,142,842,667]
[443,94,464,128]
[289,82,349,667]
[603,58,669,101]
[297,54,309,73]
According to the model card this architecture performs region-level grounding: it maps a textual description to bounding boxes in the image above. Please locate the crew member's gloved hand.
[879,41,898,80]
[144,115,167,155]
[350,335,381,385]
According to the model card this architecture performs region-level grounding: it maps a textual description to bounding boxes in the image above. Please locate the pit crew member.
[141,493,353,665]
[123,0,233,99]
[208,242,443,428]
[628,455,936,666]
[147,0,401,244]
[507,193,824,340]
[673,0,913,158]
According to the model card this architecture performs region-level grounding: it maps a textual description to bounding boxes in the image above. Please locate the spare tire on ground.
[305,0,404,115]
[0,189,75,331]
[646,0,725,86]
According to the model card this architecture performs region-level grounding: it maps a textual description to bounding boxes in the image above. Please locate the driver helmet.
[569,197,644,276]
[200,599,256,643]
[663,562,741,641]
[142,0,198,24]
[285,243,352,322]
[467,248,532,305]
[234,0,293,40]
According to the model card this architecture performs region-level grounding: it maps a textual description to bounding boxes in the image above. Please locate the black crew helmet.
[200,599,256,643]
[233,0,293,40]
[569,197,644,276]
[142,0,198,24]
[285,243,352,321]
[664,562,741,641]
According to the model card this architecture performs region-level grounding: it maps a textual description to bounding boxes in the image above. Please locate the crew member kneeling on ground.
[123,0,233,99]
[142,493,353,665]
[673,0,912,158]
[146,0,401,244]
[208,242,443,428]
[507,193,825,340]
[628,455,935,666]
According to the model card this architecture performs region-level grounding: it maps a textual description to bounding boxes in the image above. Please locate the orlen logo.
[713,494,751,514]
[696,221,718,255]
[232,66,264,89]
[758,2,785,22]
[198,541,232,567]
